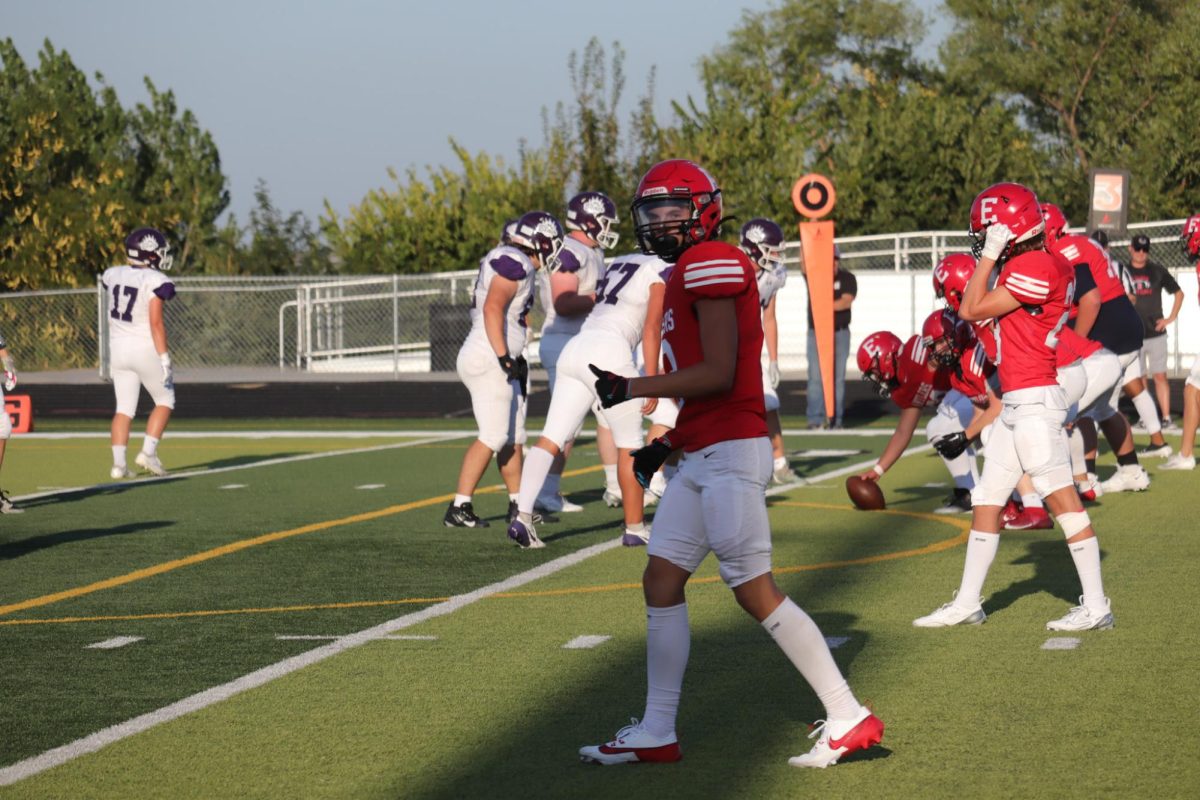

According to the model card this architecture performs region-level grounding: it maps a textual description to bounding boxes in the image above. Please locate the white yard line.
[1041,637,1082,651]
[562,635,612,650]
[0,443,930,786]
[85,636,143,650]
[18,427,902,440]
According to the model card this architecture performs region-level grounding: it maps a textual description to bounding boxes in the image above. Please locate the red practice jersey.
[995,250,1075,392]
[1050,234,1125,305]
[890,335,951,410]
[1055,324,1102,368]
[661,240,769,451]
[950,341,995,408]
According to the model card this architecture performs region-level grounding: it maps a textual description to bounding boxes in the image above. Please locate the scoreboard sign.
[1087,168,1130,235]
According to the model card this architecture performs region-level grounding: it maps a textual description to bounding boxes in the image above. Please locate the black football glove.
[514,355,529,398]
[933,431,970,460]
[631,436,673,489]
[589,364,632,408]
[497,354,519,381]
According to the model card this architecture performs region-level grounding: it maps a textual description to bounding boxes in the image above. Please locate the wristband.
[872,463,885,477]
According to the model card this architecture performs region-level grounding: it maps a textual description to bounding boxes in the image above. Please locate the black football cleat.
[444,501,490,528]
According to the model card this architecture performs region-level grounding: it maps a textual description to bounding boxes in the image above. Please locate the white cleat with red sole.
[788,706,885,768]
[579,719,682,765]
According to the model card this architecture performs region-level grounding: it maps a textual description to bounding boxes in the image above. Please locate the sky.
[6,0,950,224]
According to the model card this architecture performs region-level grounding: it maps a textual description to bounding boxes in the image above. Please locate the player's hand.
[159,352,174,390]
[497,354,518,380]
[980,223,1014,262]
[589,364,632,408]
[857,470,880,482]
[631,436,673,489]
[641,397,659,416]
[514,355,529,398]
[933,431,970,460]
[768,360,781,389]
[1155,318,1169,332]
[2,370,15,392]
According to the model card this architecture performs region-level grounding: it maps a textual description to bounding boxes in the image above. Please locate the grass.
[0,419,1196,798]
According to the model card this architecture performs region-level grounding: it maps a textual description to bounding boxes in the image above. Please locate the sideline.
[0,444,934,786]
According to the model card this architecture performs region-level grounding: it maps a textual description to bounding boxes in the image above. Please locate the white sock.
[626,520,646,534]
[761,598,860,721]
[1068,536,1107,612]
[1131,390,1162,435]
[603,464,619,492]
[112,445,127,467]
[142,435,160,456]
[955,531,1000,608]
[642,602,689,738]
[539,471,561,502]
[773,456,788,471]
[1069,427,1087,476]
[517,446,555,515]
[453,494,472,507]
[1021,493,1043,510]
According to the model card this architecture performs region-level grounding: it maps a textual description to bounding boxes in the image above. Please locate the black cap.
[1131,234,1150,252]
[1089,229,1109,248]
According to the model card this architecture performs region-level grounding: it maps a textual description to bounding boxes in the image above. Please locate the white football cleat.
[772,463,804,485]
[1159,454,1196,471]
[110,465,132,480]
[0,489,23,514]
[602,489,623,508]
[135,451,167,476]
[579,719,681,765]
[1046,596,1114,631]
[1139,442,1172,458]
[788,706,885,768]
[621,526,650,547]
[1099,464,1149,493]
[535,493,583,514]
[913,593,986,627]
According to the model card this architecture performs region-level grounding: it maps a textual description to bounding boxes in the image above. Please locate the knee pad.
[1056,510,1091,538]
[925,412,961,442]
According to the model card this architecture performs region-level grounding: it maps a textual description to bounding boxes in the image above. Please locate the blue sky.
[6,0,948,223]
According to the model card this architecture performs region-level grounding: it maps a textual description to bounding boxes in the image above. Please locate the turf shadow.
[0,520,175,559]
[982,537,1108,615]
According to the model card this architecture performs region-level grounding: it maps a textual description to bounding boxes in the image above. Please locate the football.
[846,475,886,510]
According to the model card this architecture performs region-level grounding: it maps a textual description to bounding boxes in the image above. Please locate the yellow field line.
[1,502,967,626]
[0,465,603,618]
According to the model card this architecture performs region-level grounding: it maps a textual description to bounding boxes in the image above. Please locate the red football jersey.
[995,250,1075,392]
[890,335,951,410]
[971,319,999,363]
[661,240,768,451]
[1050,234,1125,305]
[950,341,995,408]
[1055,324,1102,368]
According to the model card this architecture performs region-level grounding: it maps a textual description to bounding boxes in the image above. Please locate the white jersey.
[580,253,669,348]
[756,260,787,313]
[101,264,176,340]
[465,245,538,355]
[540,236,602,337]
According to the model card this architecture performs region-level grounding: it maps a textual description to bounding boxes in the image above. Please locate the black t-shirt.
[1126,260,1181,339]
[806,267,857,330]
[1072,264,1144,355]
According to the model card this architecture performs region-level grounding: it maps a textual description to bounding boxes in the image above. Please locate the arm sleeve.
[679,243,753,298]
[841,269,857,296]
[555,248,581,274]
[489,254,529,281]
[154,282,176,301]
[1000,263,1053,304]
[1161,265,1181,294]
[1073,264,1097,297]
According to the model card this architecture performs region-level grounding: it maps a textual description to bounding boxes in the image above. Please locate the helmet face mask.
[968,182,1044,262]
[632,159,723,262]
[509,211,566,270]
[922,309,961,368]
[125,227,173,271]
[856,331,903,399]
[566,192,620,250]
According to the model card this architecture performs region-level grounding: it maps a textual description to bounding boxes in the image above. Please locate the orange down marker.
[792,174,838,421]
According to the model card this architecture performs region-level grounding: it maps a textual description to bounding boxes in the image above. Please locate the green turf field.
[1,419,1196,798]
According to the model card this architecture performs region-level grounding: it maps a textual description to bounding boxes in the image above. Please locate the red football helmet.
[631,159,723,262]
[968,182,1044,261]
[857,331,904,398]
[1181,214,1200,263]
[921,308,963,368]
[1040,202,1068,247]
[932,253,976,312]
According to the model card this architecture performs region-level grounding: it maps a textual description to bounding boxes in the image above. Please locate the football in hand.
[846,476,886,510]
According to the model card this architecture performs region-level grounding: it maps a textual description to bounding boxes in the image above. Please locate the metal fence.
[0,220,1194,378]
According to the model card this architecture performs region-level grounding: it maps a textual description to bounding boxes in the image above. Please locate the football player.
[507,242,669,549]
[102,228,177,479]
[444,211,562,528]
[740,218,803,484]
[1161,215,1200,471]
[0,328,21,512]
[532,192,616,515]
[914,182,1113,632]
[1041,203,1155,493]
[581,159,883,769]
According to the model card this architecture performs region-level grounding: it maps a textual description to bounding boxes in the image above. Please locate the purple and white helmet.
[739,218,784,269]
[509,211,565,270]
[125,227,173,271]
[566,191,620,250]
[500,218,519,245]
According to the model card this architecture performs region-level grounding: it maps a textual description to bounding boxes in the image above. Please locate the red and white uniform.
[1052,234,1125,304]
[889,335,951,410]
[649,241,773,589]
[972,250,1076,507]
[949,342,995,409]
[661,241,768,451]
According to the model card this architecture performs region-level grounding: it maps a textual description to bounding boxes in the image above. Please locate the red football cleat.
[579,719,682,765]
[1005,506,1054,530]
[788,706,885,768]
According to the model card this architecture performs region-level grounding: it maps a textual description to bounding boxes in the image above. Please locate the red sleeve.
[1000,254,1053,305]
[677,241,754,299]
